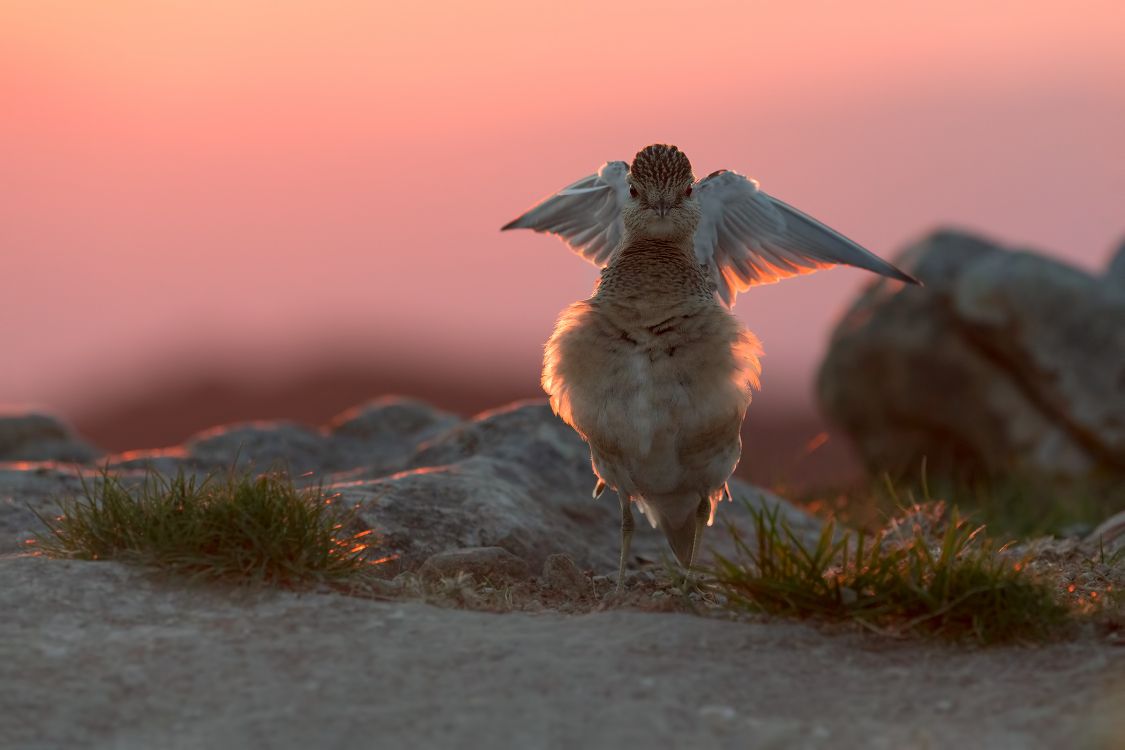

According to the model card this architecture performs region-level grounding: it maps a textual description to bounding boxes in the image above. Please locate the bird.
[502,144,917,589]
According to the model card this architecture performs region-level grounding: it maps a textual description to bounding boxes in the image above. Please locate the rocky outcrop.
[183,397,460,475]
[336,401,819,574]
[818,230,1125,480]
[0,398,817,575]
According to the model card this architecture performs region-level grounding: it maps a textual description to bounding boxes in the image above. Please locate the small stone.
[542,553,588,597]
[418,547,531,585]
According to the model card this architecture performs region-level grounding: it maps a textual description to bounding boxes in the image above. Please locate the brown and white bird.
[503,144,916,588]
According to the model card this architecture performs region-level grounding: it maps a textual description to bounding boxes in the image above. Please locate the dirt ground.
[2,556,1122,750]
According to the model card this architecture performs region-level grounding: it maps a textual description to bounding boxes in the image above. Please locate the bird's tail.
[637,491,724,568]
[660,514,700,568]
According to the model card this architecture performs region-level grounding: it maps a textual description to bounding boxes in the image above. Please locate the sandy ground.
[3,556,1122,750]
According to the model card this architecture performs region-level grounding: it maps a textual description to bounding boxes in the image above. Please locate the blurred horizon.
[4,1,1124,464]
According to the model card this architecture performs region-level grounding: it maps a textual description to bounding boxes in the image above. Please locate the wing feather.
[694,170,918,305]
[502,161,918,307]
[501,161,630,266]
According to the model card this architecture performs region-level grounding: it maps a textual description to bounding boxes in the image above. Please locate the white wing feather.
[502,161,917,307]
[501,161,630,266]
[693,170,917,305]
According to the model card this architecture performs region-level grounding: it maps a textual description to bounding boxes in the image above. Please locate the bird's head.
[621,144,700,243]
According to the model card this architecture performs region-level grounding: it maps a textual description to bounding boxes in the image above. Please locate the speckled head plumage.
[622,144,701,243]
[629,144,695,192]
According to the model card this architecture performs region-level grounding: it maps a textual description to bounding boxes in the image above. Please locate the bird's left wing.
[694,170,919,306]
[501,161,630,266]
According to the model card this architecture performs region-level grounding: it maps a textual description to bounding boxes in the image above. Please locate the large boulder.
[818,230,1125,479]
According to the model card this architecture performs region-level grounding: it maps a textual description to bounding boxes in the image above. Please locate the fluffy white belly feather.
[542,298,761,529]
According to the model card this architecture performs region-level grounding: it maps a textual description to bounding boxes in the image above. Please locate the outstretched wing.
[694,170,919,306]
[501,161,630,266]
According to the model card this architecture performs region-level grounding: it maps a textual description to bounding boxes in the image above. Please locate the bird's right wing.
[501,161,630,266]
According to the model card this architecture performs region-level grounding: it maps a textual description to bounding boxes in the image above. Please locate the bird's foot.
[664,563,716,601]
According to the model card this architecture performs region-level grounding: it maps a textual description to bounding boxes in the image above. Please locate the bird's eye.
[629,186,638,198]
[684,186,693,197]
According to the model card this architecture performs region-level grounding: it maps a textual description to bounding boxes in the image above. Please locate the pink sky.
[3,1,1124,418]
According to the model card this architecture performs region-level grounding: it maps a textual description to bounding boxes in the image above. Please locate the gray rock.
[185,421,333,475]
[418,546,531,584]
[1106,236,1125,290]
[326,397,460,474]
[178,398,461,478]
[954,250,1125,468]
[0,464,95,554]
[818,229,1125,479]
[542,553,588,596]
[328,396,458,442]
[104,448,196,476]
[0,412,100,463]
[407,399,582,471]
[0,413,67,454]
[1086,509,1125,556]
[331,401,819,576]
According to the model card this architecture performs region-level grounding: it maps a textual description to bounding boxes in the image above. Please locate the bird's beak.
[657,200,669,218]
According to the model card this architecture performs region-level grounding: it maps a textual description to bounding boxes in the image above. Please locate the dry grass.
[32,467,381,587]
[707,501,1087,644]
[793,468,1123,540]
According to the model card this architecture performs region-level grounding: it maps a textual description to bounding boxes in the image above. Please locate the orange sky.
[3,1,1124,417]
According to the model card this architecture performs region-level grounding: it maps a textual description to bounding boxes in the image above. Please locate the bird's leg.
[682,496,712,590]
[617,494,634,592]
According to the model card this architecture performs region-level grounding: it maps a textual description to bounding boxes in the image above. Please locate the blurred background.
[3,1,1123,489]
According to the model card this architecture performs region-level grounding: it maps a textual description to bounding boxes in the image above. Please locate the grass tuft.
[709,502,1074,643]
[32,467,379,587]
[792,467,1123,540]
